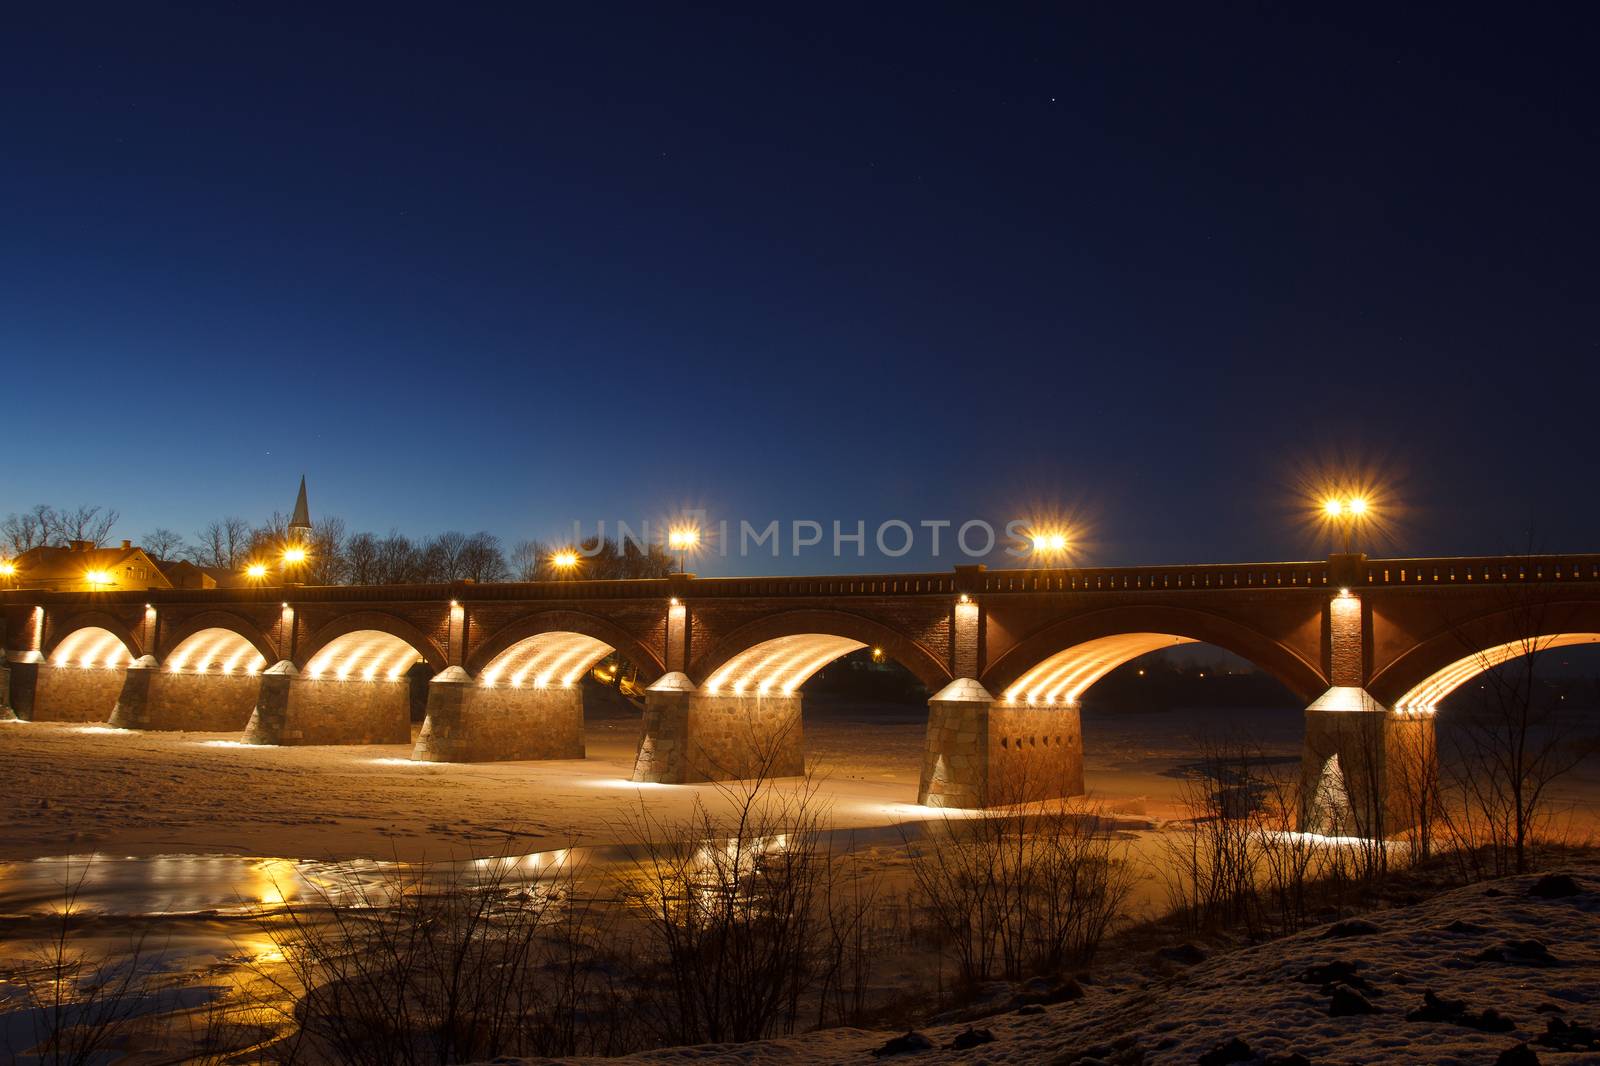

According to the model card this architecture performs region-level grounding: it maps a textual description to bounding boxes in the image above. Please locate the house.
[10,540,175,592]
[157,560,261,590]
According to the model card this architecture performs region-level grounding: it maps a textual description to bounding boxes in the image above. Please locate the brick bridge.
[4,552,1598,835]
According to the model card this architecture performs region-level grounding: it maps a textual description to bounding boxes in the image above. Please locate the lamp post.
[0,560,14,590]
[668,527,700,574]
[1322,496,1370,553]
[281,544,308,585]
[1029,528,1070,564]
[549,550,579,578]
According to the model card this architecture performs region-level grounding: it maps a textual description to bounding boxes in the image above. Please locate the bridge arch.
[1369,599,1600,710]
[297,612,447,678]
[158,611,276,668]
[690,608,952,694]
[982,605,1325,703]
[41,612,142,665]
[468,610,665,685]
[164,627,270,675]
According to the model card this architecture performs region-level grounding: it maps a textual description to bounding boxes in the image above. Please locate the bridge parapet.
[1362,555,1600,586]
[980,561,1332,593]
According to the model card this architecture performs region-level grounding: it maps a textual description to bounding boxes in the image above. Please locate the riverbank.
[0,700,1296,864]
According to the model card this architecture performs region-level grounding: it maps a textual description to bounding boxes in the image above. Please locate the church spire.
[289,476,312,535]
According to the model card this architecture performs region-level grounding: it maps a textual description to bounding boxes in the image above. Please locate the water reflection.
[0,848,586,918]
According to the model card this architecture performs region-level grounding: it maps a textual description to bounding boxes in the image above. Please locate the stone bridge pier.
[631,673,803,783]
[242,662,413,746]
[412,667,584,763]
[1298,583,1436,838]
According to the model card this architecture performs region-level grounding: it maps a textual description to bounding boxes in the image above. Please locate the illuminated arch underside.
[307,630,427,682]
[480,632,615,688]
[1004,632,1197,705]
[1393,633,1600,716]
[705,634,866,696]
[166,628,266,675]
[51,627,135,669]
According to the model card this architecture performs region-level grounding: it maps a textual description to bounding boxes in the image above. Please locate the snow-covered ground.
[3,700,1600,1063]
[0,701,1299,865]
[499,866,1600,1065]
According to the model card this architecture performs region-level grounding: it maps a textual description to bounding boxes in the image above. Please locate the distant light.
[958,593,971,604]
[1347,497,1369,516]
[668,527,701,551]
[246,563,268,580]
[85,569,113,586]
[1338,587,1351,598]
[551,550,579,571]
[0,561,15,576]
[282,546,307,565]
[669,597,680,606]
[1323,498,1344,518]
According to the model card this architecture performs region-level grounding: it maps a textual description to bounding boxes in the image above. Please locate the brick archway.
[40,610,144,661]
[690,608,952,692]
[467,609,665,681]
[1368,598,1600,707]
[157,610,277,665]
[297,611,448,672]
[982,604,1325,702]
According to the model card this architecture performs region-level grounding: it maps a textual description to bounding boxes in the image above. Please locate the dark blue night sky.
[4,5,1596,574]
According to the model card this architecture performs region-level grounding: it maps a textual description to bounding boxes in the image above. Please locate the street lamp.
[1029,529,1069,561]
[245,562,269,583]
[0,560,14,589]
[1321,495,1372,553]
[668,527,700,573]
[550,550,579,576]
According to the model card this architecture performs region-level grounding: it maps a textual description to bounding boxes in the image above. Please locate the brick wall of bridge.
[137,671,262,731]
[32,665,125,721]
[414,680,585,762]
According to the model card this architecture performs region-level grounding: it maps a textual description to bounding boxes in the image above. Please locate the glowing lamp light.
[0,561,15,576]
[1030,529,1069,556]
[85,569,113,587]
[550,550,579,571]
[1320,492,1377,552]
[668,528,700,551]
[282,546,307,565]
[246,563,269,580]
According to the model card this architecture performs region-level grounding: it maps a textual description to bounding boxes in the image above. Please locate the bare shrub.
[6,874,155,1066]
[905,777,1134,989]
[244,845,628,1063]
[615,771,834,1045]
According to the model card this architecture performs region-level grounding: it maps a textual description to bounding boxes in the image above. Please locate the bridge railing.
[1361,555,1600,586]
[685,574,957,596]
[979,561,1332,593]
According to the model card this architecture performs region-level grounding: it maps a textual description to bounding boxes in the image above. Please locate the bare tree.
[376,532,422,583]
[1,508,49,555]
[509,539,541,581]
[346,531,381,585]
[1437,574,1587,876]
[305,516,349,585]
[422,531,469,582]
[458,531,508,582]
[572,536,676,579]
[139,528,188,561]
[188,517,253,569]
[55,505,120,546]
